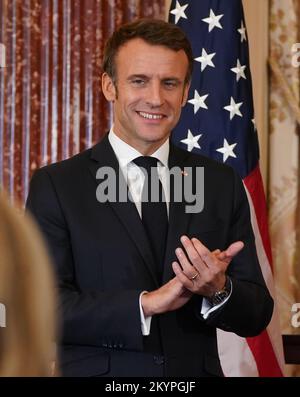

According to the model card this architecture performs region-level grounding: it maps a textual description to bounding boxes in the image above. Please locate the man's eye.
[164,81,178,88]
[131,79,145,85]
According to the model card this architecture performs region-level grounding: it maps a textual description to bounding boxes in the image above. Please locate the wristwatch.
[209,276,231,306]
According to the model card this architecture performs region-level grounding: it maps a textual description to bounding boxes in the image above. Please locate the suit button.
[153,355,164,365]
[102,343,107,348]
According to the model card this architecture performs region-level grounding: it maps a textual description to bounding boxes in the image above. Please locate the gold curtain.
[269,0,300,376]
[0,0,165,204]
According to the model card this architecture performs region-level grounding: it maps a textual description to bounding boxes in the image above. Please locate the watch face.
[210,276,231,306]
[212,290,229,305]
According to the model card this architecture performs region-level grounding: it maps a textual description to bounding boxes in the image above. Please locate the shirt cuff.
[139,291,152,335]
[200,278,232,320]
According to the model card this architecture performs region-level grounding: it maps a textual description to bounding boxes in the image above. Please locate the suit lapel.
[88,135,159,287]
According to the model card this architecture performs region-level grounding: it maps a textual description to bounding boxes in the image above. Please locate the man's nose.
[145,83,164,107]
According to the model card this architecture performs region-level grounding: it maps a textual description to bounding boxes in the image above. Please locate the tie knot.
[133,156,159,174]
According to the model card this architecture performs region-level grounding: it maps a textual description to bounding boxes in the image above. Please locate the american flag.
[169,0,284,377]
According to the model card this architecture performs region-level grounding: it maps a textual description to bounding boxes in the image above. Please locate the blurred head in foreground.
[0,193,56,376]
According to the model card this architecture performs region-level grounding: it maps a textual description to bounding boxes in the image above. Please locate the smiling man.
[102,37,190,155]
[26,19,273,377]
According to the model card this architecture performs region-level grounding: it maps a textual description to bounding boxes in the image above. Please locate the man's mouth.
[136,111,165,120]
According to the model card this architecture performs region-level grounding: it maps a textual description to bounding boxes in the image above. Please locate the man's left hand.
[172,236,244,297]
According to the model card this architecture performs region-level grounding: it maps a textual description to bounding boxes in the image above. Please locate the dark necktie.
[133,156,168,279]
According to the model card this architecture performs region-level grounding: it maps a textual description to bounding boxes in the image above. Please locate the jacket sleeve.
[26,167,144,350]
[202,169,274,336]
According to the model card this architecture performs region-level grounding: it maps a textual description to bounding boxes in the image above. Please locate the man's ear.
[181,81,191,107]
[102,72,117,102]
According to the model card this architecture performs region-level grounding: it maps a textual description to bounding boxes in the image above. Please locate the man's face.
[102,38,190,155]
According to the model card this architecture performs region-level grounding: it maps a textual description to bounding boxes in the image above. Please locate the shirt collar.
[108,128,169,168]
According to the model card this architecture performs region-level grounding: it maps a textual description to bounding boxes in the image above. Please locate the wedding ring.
[190,272,199,281]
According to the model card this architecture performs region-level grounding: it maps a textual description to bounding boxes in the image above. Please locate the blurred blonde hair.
[0,192,57,376]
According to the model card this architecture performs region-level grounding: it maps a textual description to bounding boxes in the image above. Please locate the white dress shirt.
[108,129,231,335]
[108,129,170,217]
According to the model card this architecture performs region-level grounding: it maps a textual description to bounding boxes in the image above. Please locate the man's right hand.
[141,240,243,317]
[141,277,193,317]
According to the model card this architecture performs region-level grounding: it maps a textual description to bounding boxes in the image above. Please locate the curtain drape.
[0,0,165,204]
[269,0,300,376]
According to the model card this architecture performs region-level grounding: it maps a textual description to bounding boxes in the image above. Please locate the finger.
[172,261,194,289]
[175,247,194,275]
[191,237,214,268]
[204,241,244,270]
[215,250,227,261]
[210,243,243,263]
[225,241,244,259]
[180,235,208,272]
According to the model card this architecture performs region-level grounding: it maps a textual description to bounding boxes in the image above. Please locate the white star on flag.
[188,90,208,113]
[180,130,202,152]
[202,9,223,32]
[195,48,216,71]
[216,139,237,162]
[224,97,243,120]
[231,59,246,82]
[238,20,247,42]
[170,1,188,24]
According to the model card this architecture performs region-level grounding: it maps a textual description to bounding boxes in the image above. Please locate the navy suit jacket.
[26,135,273,377]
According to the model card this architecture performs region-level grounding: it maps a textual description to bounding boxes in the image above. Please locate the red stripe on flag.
[243,165,273,270]
[243,165,283,376]
[246,331,283,377]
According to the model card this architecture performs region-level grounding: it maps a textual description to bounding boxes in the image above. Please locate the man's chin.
[138,128,170,142]
[141,134,169,145]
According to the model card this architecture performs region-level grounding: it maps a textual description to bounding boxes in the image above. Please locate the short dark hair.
[103,18,193,85]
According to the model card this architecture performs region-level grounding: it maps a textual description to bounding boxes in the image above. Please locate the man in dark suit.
[26,19,273,377]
